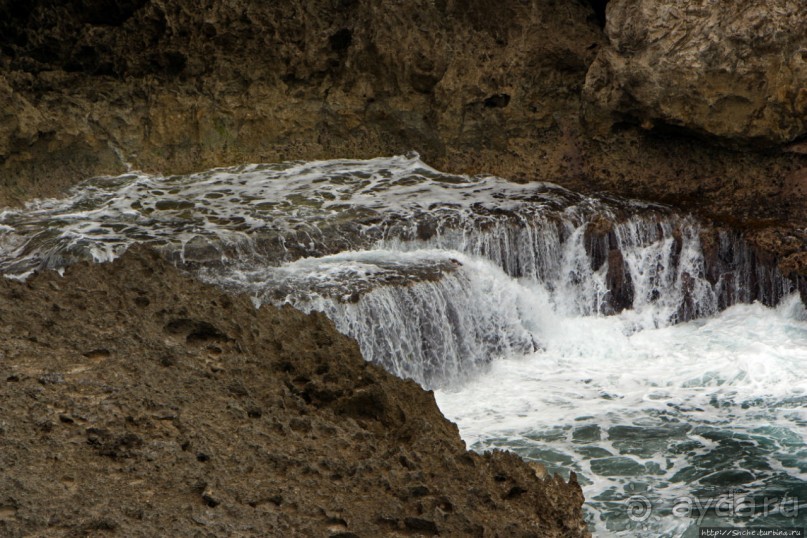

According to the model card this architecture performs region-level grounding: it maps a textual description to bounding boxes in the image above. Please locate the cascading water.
[1,154,805,536]
[207,249,541,387]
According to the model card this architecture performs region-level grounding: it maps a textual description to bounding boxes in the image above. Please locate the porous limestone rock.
[584,0,807,145]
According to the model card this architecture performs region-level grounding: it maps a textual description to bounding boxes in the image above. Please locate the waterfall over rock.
[0,155,796,387]
[2,155,806,536]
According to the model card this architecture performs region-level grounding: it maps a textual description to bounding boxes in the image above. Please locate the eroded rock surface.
[1,0,806,277]
[0,0,602,201]
[585,0,807,145]
[0,247,589,537]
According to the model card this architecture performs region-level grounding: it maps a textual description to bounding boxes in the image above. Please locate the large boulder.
[584,0,807,145]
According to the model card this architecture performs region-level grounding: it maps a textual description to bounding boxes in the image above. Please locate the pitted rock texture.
[0,0,602,201]
[0,247,589,537]
[584,0,807,146]
[0,0,806,274]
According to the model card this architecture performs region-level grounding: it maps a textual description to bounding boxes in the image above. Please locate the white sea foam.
[436,294,807,536]
[1,155,804,535]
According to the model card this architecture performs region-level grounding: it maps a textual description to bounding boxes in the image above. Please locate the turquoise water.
[436,294,807,536]
[1,155,804,536]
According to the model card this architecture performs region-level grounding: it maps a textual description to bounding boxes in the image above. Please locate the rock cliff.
[1,0,805,276]
[1,2,806,533]
[0,247,589,537]
[0,0,602,199]
[584,0,807,146]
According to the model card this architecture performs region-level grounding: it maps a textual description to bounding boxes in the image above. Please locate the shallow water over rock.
[1,155,804,535]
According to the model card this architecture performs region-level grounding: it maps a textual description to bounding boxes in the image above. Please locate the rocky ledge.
[0,247,588,537]
[1,0,806,281]
[0,1,805,534]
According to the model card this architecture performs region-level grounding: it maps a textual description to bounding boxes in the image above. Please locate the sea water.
[435,289,807,536]
[1,154,805,535]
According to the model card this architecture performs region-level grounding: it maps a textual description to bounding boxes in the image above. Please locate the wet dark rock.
[589,457,645,477]
[609,424,691,440]
[699,469,756,487]
[572,425,602,443]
